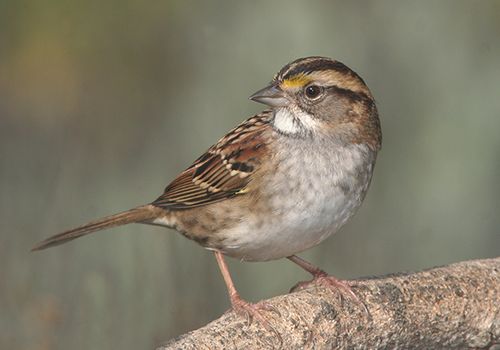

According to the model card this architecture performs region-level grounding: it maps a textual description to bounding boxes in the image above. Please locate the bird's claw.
[228,295,282,343]
[291,273,371,316]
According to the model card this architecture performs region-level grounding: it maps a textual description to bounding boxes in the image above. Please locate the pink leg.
[214,251,280,327]
[287,255,368,313]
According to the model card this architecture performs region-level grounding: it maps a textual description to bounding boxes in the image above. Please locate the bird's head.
[250,56,381,149]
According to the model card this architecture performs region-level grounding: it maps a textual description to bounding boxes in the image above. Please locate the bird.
[33,56,381,324]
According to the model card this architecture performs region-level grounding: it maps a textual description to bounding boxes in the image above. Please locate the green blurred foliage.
[1,1,499,349]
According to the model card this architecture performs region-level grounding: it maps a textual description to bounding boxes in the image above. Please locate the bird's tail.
[32,205,160,251]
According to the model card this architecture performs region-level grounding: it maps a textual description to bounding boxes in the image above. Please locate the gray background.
[1,1,499,349]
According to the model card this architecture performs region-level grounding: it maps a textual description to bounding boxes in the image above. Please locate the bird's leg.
[214,251,280,327]
[287,255,329,278]
[287,255,368,313]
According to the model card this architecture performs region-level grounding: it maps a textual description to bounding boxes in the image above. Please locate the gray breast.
[221,135,377,261]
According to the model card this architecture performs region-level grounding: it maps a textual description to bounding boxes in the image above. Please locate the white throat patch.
[273,108,318,135]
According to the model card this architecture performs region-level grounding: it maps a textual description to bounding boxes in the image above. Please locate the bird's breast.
[218,140,377,261]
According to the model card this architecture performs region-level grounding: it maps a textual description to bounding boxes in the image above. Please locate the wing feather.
[152,112,272,210]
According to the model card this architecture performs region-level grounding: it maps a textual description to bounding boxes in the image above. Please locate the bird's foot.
[291,271,369,315]
[227,294,282,342]
[229,294,280,325]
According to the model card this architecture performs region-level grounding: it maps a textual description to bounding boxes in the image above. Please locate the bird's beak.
[249,84,289,107]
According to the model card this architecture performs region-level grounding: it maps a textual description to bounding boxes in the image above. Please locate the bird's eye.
[304,85,322,99]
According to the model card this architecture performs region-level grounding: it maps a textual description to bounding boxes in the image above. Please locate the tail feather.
[32,205,159,251]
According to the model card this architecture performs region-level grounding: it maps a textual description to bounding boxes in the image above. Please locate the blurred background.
[1,0,499,349]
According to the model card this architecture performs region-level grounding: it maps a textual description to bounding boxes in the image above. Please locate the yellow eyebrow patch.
[280,74,311,89]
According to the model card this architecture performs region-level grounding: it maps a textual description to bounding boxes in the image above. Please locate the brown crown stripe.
[277,56,367,87]
[329,86,372,103]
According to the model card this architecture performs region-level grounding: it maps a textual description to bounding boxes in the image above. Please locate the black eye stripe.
[327,86,371,103]
[302,85,369,102]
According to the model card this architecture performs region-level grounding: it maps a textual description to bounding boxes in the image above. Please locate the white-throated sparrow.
[33,56,381,323]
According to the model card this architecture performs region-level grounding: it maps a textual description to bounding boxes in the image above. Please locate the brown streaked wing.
[152,112,272,210]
